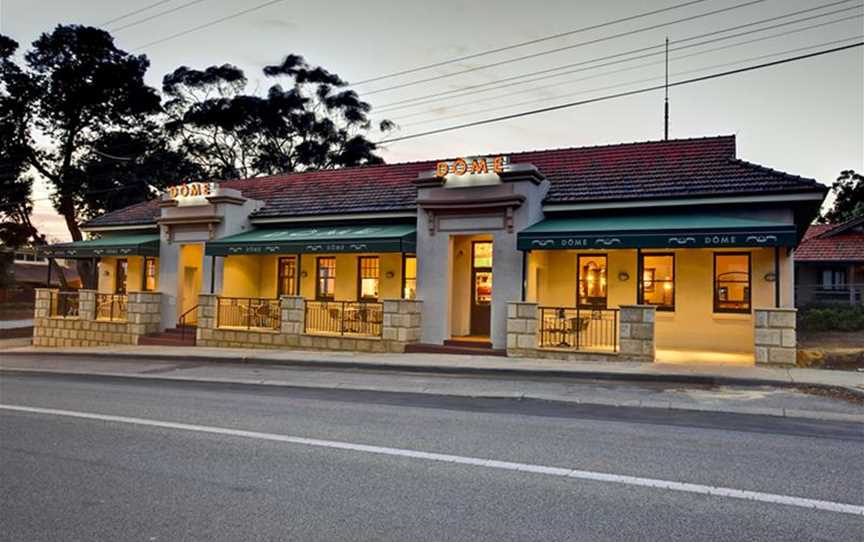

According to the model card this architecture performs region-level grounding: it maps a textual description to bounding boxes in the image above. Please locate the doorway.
[177,244,203,323]
[470,240,493,336]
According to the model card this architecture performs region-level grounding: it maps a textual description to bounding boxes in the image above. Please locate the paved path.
[2,354,862,421]
[4,344,862,394]
[0,319,32,330]
[1,373,861,541]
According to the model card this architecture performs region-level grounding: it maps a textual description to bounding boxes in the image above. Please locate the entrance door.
[180,266,199,322]
[115,259,128,294]
[470,241,493,336]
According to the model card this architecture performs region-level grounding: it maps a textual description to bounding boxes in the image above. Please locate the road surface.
[1,372,862,541]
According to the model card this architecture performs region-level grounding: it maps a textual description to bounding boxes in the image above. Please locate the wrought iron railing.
[179,304,198,342]
[49,290,79,318]
[305,301,383,337]
[538,306,619,352]
[217,297,280,330]
[96,293,128,321]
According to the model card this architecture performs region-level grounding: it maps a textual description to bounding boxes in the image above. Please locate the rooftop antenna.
[664,36,669,141]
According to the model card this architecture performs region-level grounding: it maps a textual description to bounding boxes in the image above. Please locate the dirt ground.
[798,331,864,371]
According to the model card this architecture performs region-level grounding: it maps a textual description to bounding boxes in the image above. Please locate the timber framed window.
[316,257,336,300]
[577,254,607,308]
[277,257,297,296]
[639,253,675,311]
[115,259,128,294]
[402,254,417,300]
[714,252,751,313]
[143,257,158,291]
[358,256,380,300]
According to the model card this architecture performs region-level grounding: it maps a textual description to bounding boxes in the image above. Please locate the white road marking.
[2,403,862,516]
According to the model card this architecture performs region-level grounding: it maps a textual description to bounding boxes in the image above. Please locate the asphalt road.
[1,373,862,541]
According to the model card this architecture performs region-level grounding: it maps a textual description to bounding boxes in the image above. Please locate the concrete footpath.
[1,344,862,422]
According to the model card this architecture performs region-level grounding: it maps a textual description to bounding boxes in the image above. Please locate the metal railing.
[49,290,79,318]
[217,297,280,330]
[538,307,619,352]
[179,304,198,342]
[96,293,127,321]
[305,301,383,337]
[795,284,864,306]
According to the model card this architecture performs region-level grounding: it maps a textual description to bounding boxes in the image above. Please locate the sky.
[1,0,862,241]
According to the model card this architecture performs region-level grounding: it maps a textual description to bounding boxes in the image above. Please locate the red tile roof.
[795,218,864,262]
[83,135,826,228]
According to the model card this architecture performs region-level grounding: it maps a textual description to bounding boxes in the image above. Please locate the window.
[143,257,158,291]
[640,254,674,311]
[714,253,751,313]
[358,256,380,300]
[473,241,493,268]
[116,259,128,294]
[278,257,297,296]
[403,255,417,300]
[316,257,336,300]
[577,255,607,308]
[820,268,847,290]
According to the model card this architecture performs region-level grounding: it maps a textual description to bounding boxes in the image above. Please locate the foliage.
[819,169,863,223]
[798,305,864,333]
[162,55,392,179]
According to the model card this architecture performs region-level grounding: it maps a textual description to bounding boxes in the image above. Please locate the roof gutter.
[542,191,826,212]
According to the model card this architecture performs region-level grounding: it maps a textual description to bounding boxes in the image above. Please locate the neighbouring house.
[34,135,826,365]
[0,247,80,304]
[794,216,864,306]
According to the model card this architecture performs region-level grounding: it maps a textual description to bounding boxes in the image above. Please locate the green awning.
[205,224,416,256]
[39,234,160,258]
[518,214,797,250]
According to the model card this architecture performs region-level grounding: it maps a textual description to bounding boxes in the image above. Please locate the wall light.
[385,271,395,279]
[301,270,308,278]
[618,271,630,282]
[764,272,777,282]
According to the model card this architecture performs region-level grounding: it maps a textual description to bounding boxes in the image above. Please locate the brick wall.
[505,302,656,362]
[754,307,797,365]
[32,288,162,347]
[197,294,423,353]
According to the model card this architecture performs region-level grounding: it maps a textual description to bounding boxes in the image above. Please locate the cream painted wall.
[450,234,492,337]
[528,247,785,354]
[97,256,146,294]
[228,253,406,301]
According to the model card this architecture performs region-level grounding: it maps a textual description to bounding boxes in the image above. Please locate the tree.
[819,169,864,223]
[163,54,392,179]
[0,35,40,247]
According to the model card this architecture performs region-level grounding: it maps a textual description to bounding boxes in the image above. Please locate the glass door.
[470,241,493,336]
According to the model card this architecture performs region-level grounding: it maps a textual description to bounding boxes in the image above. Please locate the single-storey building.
[34,135,826,364]
[794,216,864,306]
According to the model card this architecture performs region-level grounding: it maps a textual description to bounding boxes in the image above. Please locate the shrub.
[798,305,864,333]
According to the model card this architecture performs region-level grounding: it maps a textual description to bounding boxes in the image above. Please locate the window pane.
[144,257,158,291]
[473,242,492,268]
[278,257,297,296]
[116,259,128,294]
[641,255,674,310]
[475,271,492,304]
[715,254,750,312]
[578,255,607,307]
[317,258,336,299]
[359,257,379,299]
[404,256,417,300]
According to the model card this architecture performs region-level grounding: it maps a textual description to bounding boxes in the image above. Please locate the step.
[405,343,507,357]
[138,336,196,347]
[444,339,493,349]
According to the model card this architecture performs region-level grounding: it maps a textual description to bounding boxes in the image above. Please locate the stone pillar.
[279,295,304,347]
[34,288,52,320]
[754,307,797,365]
[506,301,538,356]
[196,293,218,344]
[127,292,162,338]
[78,290,97,321]
[382,299,423,352]
[619,305,656,362]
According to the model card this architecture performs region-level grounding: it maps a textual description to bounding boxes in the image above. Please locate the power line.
[100,0,176,27]
[394,34,862,128]
[373,0,860,111]
[376,42,863,144]
[110,0,210,32]
[363,0,766,95]
[384,9,864,122]
[352,0,714,85]
[132,0,287,50]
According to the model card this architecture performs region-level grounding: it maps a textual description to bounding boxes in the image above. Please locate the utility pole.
[664,36,669,141]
